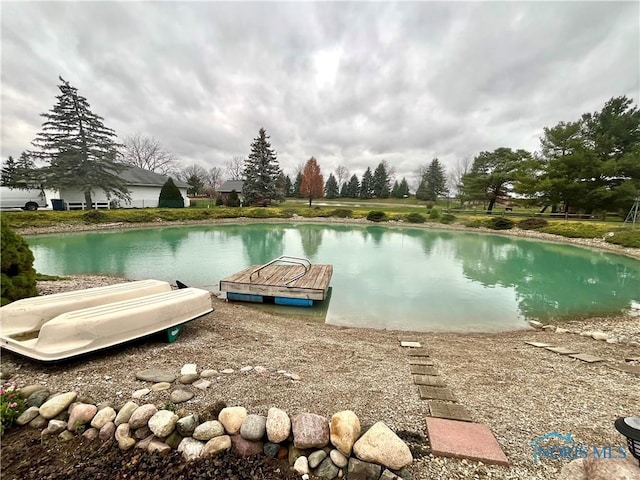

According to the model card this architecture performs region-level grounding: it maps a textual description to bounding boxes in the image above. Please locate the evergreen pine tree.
[424,158,447,201]
[1,156,17,187]
[347,174,360,198]
[360,167,374,199]
[158,178,185,208]
[30,76,129,209]
[284,175,293,197]
[339,182,348,198]
[391,180,400,198]
[294,172,303,198]
[325,173,339,199]
[415,177,429,200]
[242,128,281,206]
[398,177,410,197]
[372,162,390,198]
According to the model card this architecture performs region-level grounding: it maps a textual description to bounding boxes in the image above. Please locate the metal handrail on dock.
[249,255,311,286]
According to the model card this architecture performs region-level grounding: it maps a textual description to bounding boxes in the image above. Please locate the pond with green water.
[27,223,640,332]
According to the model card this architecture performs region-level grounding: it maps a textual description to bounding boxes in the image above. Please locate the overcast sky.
[1,1,638,185]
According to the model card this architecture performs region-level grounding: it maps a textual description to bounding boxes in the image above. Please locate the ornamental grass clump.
[0,384,26,435]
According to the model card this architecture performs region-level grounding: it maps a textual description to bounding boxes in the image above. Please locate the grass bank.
[1,201,639,249]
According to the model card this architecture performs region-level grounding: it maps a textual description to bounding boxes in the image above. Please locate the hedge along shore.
[13,214,640,260]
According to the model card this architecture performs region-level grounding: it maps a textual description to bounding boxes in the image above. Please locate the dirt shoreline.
[3,218,639,479]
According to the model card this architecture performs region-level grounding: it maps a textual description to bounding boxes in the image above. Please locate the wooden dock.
[219,261,333,306]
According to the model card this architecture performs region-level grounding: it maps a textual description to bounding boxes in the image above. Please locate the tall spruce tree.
[325,173,339,199]
[391,180,400,198]
[1,156,17,187]
[372,162,391,198]
[398,177,410,197]
[339,181,349,198]
[360,167,374,199]
[242,128,282,206]
[293,172,303,198]
[347,174,360,198]
[424,158,447,201]
[30,76,129,209]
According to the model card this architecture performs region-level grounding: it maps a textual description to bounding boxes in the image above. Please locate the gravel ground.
[2,219,639,479]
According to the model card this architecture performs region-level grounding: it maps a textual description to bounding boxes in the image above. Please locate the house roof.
[120,166,189,188]
[219,180,244,193]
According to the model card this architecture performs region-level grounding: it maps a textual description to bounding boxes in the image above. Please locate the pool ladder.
[249,255,311,286]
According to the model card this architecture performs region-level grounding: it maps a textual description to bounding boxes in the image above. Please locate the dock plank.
[220,263,332,301]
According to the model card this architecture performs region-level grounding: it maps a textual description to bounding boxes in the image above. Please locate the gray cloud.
[1,1,638,184]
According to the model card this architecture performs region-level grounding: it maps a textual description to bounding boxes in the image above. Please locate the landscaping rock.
[348,457,382,480]
[315,457,339,480]
[308,449,327,468]
[240,414,267,441]
[16,406,40,426]
[128,404,158,429]
[68,403,98,431]
[176,413,199,436]
[148,409,179,438]
[292,412,330,449]
[114,401,138,426]
[202,435,232,457]
[99,422,116,441]
[39,392,77,419]
[231,434,264,456]
[266,407,291,443]
[293,455,309,475]
[135,369,176,383]
[177,436,205,461]
[91,406,116,429]
[330,410,361,456]
[218,406,247,434]
[353,421,413,470]
[170,388,194,403]
[193,420,225,440]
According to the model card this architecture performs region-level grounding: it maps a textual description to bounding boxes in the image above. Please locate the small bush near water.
[1,222,38,306]
[485,217,515,230]
[82,210,109,223]
[605,230,640,248]
[366,210,387,222]
[405,212,426,223]
[439,213,456,224]
[518,217,548,230]
[331,208,353,218]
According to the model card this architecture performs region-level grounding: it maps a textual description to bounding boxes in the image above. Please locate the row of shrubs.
[460,216,640,248]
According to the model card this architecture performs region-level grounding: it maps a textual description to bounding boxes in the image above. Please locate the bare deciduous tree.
[120,134,178,176]
[335,165,350,188]
[448,156,472,204]
[225,156,245,180]
[204,166,224,198]
[179,164,208,196]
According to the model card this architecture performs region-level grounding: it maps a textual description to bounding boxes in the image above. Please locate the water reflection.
[27,223,640,332]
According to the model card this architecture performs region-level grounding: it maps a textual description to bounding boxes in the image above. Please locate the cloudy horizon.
[1,1,638,185]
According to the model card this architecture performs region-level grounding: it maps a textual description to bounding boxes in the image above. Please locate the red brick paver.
[426,417,509,466]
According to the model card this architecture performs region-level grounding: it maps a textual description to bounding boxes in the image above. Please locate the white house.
[50,166,190,209]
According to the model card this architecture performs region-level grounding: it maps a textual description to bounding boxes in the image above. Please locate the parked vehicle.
[0,186,48,210]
